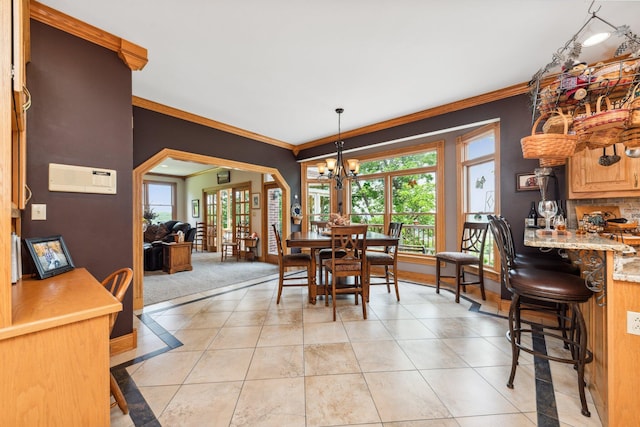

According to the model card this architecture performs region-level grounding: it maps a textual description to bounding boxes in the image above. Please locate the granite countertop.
[523,229,640,284]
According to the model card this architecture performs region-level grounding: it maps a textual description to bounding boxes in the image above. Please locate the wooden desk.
[286,231,398,303]
[0,268,121,426]
[163,242,193,274]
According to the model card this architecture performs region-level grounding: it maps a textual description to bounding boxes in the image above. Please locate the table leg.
[309,248,318,304]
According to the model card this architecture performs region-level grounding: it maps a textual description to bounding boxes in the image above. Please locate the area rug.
[143,251,279,305]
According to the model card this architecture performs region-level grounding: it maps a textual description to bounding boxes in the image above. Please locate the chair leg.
[435,260,441,294]
[276,265,284,304]
[331,275,337,321]
[384,266,391,293]
[455,264,462,303]
[392,268,400,302]
[507,294,520,389]
[479,267,486,300]
[110,372,128,415]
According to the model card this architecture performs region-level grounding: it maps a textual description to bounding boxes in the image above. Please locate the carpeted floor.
[143,251,279,306]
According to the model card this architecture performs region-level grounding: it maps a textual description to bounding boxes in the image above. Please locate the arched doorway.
[133,148,291,309]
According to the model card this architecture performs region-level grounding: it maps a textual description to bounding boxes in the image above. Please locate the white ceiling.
[40,0,640,146]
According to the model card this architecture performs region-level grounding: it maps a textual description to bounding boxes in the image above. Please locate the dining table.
[286,230,399,304]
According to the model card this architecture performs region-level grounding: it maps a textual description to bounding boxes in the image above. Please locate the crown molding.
[30,1,147,71]
[132,96,295,151]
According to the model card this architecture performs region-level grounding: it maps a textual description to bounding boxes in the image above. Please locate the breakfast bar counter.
[523,229,639,426]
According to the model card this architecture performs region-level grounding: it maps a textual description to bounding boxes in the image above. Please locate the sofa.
[143,221,197,271]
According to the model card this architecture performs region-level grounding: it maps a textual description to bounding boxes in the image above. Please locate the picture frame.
[24,235,75,279]
[217,170,230,184]
[516,172,539,192]
[192,199,200,217]
[251,193,260,209]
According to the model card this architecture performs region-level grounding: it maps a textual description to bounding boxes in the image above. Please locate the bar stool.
[489,217,594,417]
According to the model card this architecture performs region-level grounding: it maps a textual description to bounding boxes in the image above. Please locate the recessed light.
[583,32,611,47]
[160,164,169,168]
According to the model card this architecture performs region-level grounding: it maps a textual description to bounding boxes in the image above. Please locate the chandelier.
[317,108,359,189]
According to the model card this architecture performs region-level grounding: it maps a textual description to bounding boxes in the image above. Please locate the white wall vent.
[49,163,117,194]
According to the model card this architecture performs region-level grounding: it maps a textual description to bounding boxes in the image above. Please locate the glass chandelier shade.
[317,108,359,189]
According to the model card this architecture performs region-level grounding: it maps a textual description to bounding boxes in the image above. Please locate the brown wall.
[24,21,134,336]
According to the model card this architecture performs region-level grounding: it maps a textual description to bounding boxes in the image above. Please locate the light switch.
[32,204,46,220]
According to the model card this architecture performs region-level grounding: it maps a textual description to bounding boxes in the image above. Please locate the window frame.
[142,180,177,222]
[302,140,445,263]
[456,122,500,270]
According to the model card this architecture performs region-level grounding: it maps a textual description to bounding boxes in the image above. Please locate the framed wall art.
[192,199,200,217]
[251,193,260,209]
[515,172,539,192]
[24,235,75,279]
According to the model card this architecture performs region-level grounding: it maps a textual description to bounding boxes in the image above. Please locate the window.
[458,122,499,266]
[303,141,444,259]
[143,181,176,222]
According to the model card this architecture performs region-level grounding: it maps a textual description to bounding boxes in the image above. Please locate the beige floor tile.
[157,382,242,426]
[304,342,360,376]
[419,317,482,338]
[364,370,451,421]
[231,377,306,426]
[151,312,196,331]
[185,348,254,383]
[351,340,415,372]
[381,319,438,340]
[264,308,303,325]
[225,309,268,327]
[441,337,513,367]
[367,302,415,319]
[343,319,394,341]
[383,421,458,427]
[235,296,273,311]
[180,310,232,329]
[397,339,468,370]
[136,384,179,419]
[246,345,304,380]
[200,298,241,312]
[460,315,509,337]
[303,321,349,344]
[474,364,537,413]
[131,351,202,386]
[554,390,602,427]
[305,373,381,426]
[208,325,261,349]
[302,305,335,323]
[420,367,518,417]
[257,324,303,347]
[455,413,536,426]
[171,327,219,352]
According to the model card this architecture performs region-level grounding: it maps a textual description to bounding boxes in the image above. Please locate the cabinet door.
[568,143,640,199]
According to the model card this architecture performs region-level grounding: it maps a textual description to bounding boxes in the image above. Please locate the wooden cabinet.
[163,242,193,274]
[568,142,640,199]
[0,269,121,426]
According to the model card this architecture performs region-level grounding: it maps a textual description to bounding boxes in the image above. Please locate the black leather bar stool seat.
[488,216,594,418]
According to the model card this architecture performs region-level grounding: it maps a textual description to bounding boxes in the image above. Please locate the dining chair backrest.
[310,220,328,232]
[272,224,283,253]
[386,222,403,253]
[459,222,488,260]
[102,267,133,333]
[329,224,368,264]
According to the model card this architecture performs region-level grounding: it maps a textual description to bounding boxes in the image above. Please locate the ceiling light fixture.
[317,108,359,189]
[583,31,611,47]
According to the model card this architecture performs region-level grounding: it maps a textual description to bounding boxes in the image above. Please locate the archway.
[133,148,291,309]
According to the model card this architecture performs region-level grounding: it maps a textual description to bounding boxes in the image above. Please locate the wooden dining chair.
[323,225,368,321]
[435,222,488,303]
[366,222,403,301]
[192,221,206,252]
[102,267,133,415]
[272,224,313,304]
[221,224,244,261]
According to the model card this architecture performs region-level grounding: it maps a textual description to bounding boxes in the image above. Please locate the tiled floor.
[110,273,603,427]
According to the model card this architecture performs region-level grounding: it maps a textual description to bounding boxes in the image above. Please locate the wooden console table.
[163,242,193,274]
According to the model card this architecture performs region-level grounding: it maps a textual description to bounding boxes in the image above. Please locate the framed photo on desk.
[24,235,75,279]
